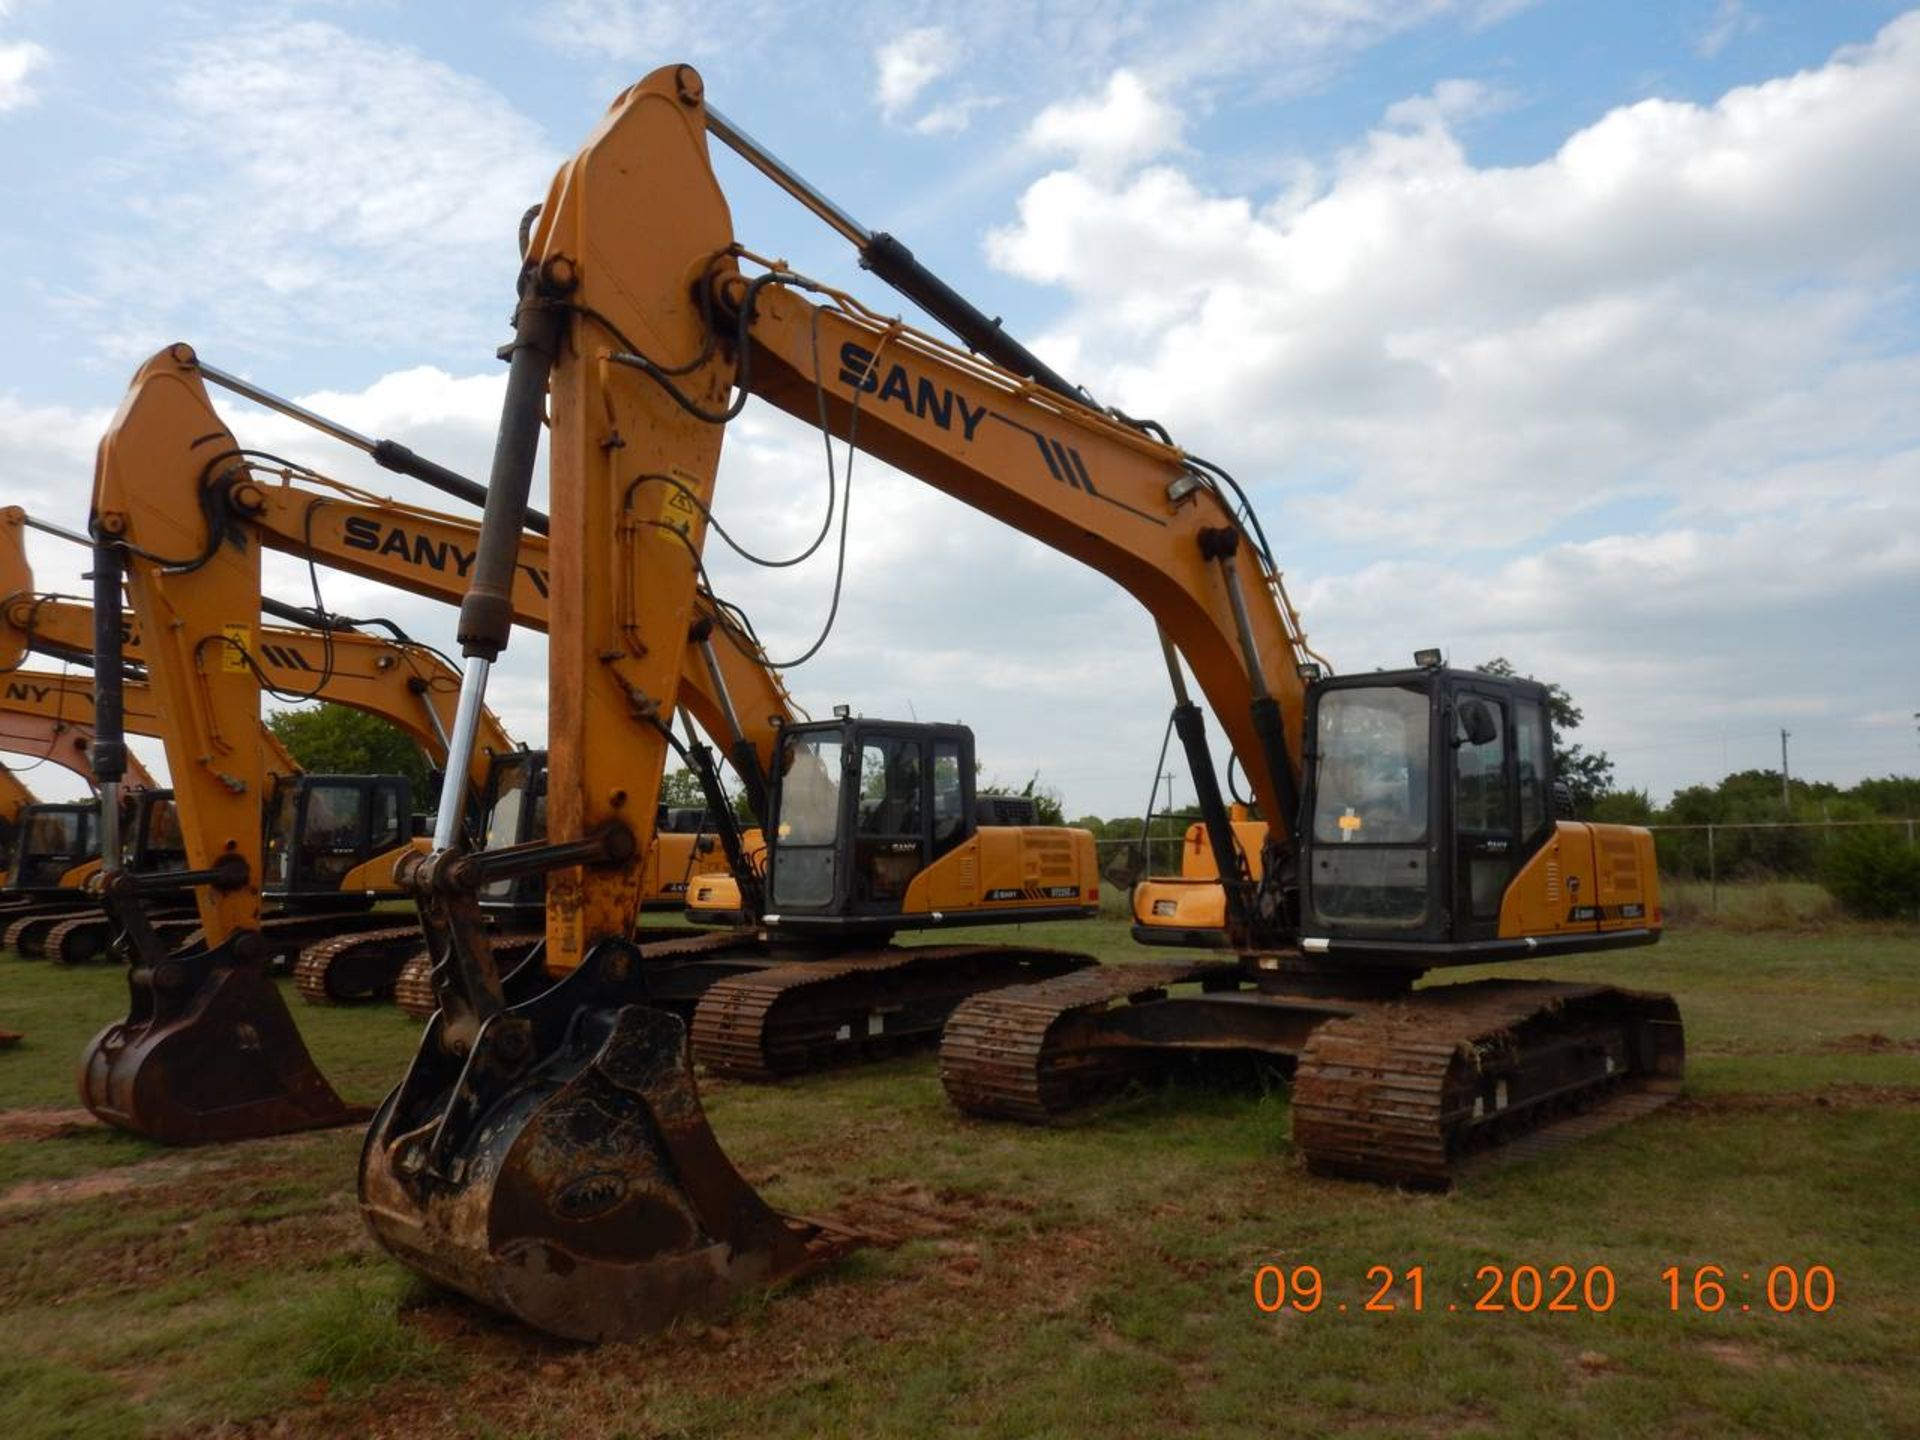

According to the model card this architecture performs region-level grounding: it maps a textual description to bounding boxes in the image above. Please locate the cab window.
[931,741,965,855]
[1514,698,1550,839]
[1453,701,1509,833]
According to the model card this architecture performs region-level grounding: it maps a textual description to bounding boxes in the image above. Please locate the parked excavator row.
[79,344,1104,1130]
[311,67,1683,1342]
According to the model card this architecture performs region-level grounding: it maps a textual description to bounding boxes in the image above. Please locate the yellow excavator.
[342,68,1676,1342]
[72,351,811,1137]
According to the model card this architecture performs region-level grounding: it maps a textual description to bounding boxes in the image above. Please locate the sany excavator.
[92,349,1095,1059]
[345,68,1679,1342]
[73,349,811,1138]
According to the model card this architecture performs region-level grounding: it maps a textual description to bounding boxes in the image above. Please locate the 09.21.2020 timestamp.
[1251,1263,1837,1315]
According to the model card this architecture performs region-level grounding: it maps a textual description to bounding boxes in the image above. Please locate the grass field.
[1,905,1916,1439]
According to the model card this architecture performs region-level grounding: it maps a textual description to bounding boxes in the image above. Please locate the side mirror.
[1456,698,1498,748]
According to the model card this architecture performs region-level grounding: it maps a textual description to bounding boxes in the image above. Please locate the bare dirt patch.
[0,1106,102,1143]
[1822,1033,1920,1055]
[1675,1083,1920,1116]
[303,1181,1125,1440]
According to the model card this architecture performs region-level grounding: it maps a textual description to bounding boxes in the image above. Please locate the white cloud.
[1026,70,1183,179]
[875,27,951,122]
[0,37,46,111]
[979,15,1920,799]
[73,21,556,366]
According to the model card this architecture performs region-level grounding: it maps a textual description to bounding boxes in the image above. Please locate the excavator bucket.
[360,938,858,1341]
[80,936,369,1143]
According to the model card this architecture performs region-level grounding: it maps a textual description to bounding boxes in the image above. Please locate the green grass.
[1,911,1916,1439]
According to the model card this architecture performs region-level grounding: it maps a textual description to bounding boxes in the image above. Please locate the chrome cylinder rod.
[705,105,871,248]
[197,361,378,453]
[430,657,491,852]
[23,514,90,547]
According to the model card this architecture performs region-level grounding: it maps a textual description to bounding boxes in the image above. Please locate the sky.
[0,0,1915,816]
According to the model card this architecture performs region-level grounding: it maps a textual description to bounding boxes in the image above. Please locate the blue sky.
[1,0,1916,814]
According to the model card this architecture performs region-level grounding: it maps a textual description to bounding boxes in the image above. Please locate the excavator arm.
[22,362,801,805]
[0,708,157,789]
[0,669,289,776]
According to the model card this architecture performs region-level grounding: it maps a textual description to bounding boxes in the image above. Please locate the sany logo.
[2,680,65,705]
[838,343,992,441]
[340,518,551,598]
[834,341,1123,511]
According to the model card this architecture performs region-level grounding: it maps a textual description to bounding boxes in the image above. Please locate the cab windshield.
[1307,685,1432,929]
[23,808,84,858]
[1311,687,1429,845]
[769,733,844,908]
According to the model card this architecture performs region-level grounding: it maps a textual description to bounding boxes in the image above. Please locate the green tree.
[1476,657,1616,813]
[1590,787,1655,825]
[1819,824,1920,920]
[266,704,430,792]
[1851,775,1920,816]
[657,768,709,810]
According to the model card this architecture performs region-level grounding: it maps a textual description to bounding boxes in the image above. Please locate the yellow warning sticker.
[220,623,251,674]
[1338,809,1363,832]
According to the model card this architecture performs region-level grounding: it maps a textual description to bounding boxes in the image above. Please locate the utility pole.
[1779,728,1792,816]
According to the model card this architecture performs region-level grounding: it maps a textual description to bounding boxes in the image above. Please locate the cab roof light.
[1413,648,1443,669]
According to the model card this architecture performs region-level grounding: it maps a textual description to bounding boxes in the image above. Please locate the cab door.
[850,730,929,917]
[1450,684,1517,941]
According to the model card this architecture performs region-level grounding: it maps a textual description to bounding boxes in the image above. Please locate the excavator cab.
[1295,665,1659,964]
[738,717,1096,937]
[262,774,412,910]
[6,802,96,894]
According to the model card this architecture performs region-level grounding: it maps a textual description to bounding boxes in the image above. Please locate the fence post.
[1707,824,1717,914]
